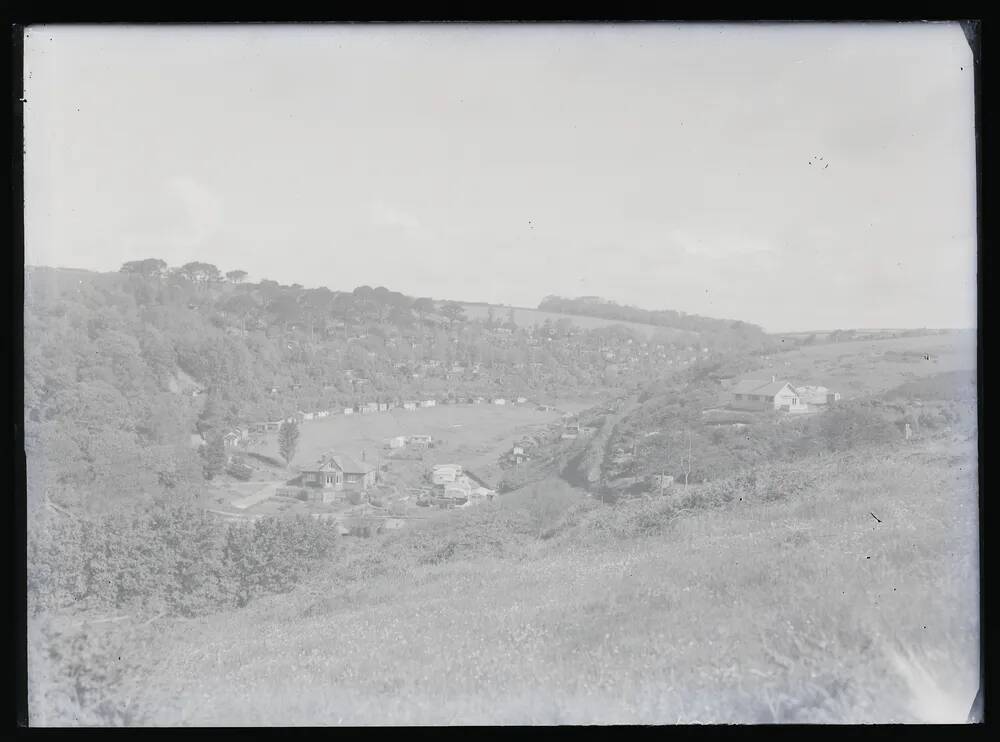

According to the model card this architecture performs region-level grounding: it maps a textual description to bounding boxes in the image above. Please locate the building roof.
[731,378,796,396]
[305,452,373,475]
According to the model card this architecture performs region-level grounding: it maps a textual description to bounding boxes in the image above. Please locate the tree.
[225,270,248,284]
[412,297,435,324]
[180,262,221,289]
[120,258,167,279]
[201,435,226,480]
[278,420,300,468]
[441,301,466,326]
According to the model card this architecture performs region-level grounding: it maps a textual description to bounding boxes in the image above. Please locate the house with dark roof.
[300,452,375,492]
[729,376,808,413]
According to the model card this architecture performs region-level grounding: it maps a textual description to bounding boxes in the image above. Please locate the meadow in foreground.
[29,434,979,725]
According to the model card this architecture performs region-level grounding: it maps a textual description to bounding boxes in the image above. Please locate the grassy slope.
[757,332,976,400]
[37,434,977,726]
[459,304,696,342]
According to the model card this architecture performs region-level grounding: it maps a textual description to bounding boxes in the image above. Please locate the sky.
[23,22,978,333]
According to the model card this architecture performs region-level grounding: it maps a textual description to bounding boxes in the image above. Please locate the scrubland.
[28,432,979,726]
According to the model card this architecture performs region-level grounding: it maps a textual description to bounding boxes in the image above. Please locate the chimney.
[771,375,776,383]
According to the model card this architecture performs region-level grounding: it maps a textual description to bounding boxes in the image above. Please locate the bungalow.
[359,402,378,415]
[729,377,809,413]
[421,399,437,408]
[403,401,418,411]
[300,452,376,494]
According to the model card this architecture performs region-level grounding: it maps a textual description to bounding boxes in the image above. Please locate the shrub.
[27,503,341,617]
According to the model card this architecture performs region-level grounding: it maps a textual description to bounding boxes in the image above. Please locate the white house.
[403,401,418,411]
[493,398,507,406]
[343,407,354,416]
[729,377,809,413]
[421,399,436,408]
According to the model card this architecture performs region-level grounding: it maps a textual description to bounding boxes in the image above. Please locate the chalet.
[300,452,376,494]
[729,377,808,413]
[250,420,283,434]
[222,427,248,449]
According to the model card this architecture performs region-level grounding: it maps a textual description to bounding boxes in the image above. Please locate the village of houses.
[190,368,842,536]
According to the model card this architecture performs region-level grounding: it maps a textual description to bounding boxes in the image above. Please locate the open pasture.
[755,331,975,399]
[250,403,566,478]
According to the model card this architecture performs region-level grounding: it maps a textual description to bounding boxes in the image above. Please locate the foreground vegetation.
[28,432,979,725]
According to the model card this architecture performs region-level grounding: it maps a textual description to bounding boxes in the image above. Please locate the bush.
[27,503,341,617]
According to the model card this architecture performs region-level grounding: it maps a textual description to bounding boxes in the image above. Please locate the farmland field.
[459,303,696,342]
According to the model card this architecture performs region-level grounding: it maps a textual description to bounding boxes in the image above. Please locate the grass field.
[753,331,976,400]
[29,432,979,725]
[249,403,572,484]
[459,304,696,342]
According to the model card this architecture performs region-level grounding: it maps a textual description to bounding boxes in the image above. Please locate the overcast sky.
[23,23,977,332]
